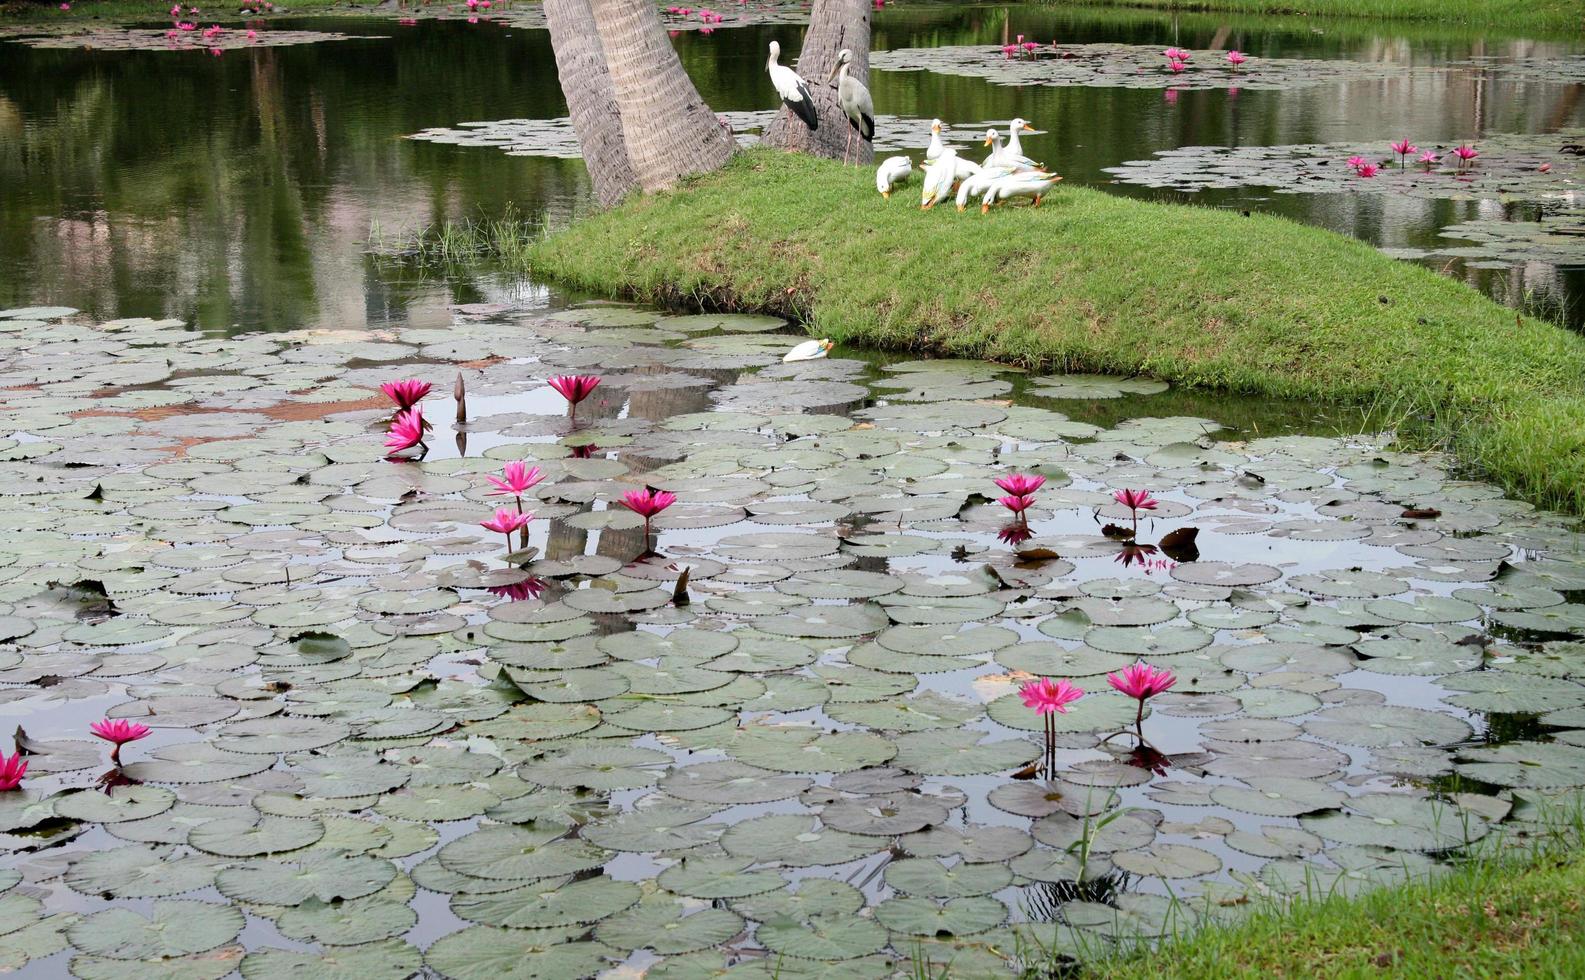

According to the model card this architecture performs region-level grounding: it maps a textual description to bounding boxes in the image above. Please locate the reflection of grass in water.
[367,204,543,270]
[1047,0,1581,34]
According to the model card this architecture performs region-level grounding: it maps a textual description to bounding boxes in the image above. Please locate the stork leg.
[843,127,853,167]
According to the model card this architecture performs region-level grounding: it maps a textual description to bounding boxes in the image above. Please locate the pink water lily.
[481,507,532,552]
[1113,488,1158,536]
[994,473,1046,497]
[487,461,545,511]
[91,719,150,764]
[1418,149,1440,169]
[0,752,25,791]
[1453,144,1479,169]
[1108,662,1177,744]
[1226,49,1246,67]
[548,375,602,420]
[1346,155,1367,170]
[1020,678,1084,778]
[621,487,677,544]
[1356,163,1380,178]
[384,406,427,459]
[380,378,431,410]
[1163,47,1189,60]
[1390,139,1417,166]
[1167,58,1186,73]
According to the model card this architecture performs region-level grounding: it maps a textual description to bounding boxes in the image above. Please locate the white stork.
[767,41,818,131]
[825,48,874,166]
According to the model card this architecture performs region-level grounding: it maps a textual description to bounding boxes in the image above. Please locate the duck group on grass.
[765,42,1060,212]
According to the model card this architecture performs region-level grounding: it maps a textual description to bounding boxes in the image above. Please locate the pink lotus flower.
[1016,34,1024,43]
[1390,139,1416,166]
[171,4,181,13]
[1356,163,1379,178]
[247,29,257,38]
[1346,155,1366,169]
[91,719,151,745]
[209,47,222,56]
[92,719,151,764]
[1163,47,1188,60]
[548,374,601,419]
[481,507,532,551]
[1540,162,1552,173]
[1020,677,1083,715]
[380,378,431,410]
[384,406,427,459]
[1108,662,1178,701]
[60,3,70,10]
[1113,488,1157,536]
[1226,50,1246,67]
[994,473,1045,497]
[1418,149,1440,168]
[487,461,545,503]
[1002,44,1017,58]
[0,752,25,791]
[1453,144,1478,168]
[998,494,1036,516]
[1167,59,1186,73]
[620,487,677,541]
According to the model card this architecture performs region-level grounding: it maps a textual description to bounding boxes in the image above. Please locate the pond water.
[1,3,1582,333]
[1,295,1585,977]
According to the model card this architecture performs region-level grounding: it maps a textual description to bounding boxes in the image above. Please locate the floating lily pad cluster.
[870,43,1450,92]
[11,27,373,51]
[1103,130,1584,202]
[1432,204,1585,268]
[1,300,1584,977]
[410,112,946,160]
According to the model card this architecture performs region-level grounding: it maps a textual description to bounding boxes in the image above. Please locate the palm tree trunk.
[764,0,872,164]
[544,0,639,207]
[588,0,735,191]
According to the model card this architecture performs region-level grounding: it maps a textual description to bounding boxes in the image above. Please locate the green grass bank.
[528,150,1585,515]
[1087,853,1585,978]
[1055,0,1581,33]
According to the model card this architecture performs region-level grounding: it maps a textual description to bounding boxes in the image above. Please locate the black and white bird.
[767,41,818,131]
[825,48,874,166]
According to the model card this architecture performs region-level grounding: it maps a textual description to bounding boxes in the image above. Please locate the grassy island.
[529,150,1585,515]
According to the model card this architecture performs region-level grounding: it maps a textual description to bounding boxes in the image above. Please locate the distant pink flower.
[1346,155,1366,169]
[1356,163,1379,178]
[548,374,602,419]
[994,473,1045,497]
[1016,34,1024,43]
[487,461,544,508]
[620,487,677,541]
[0,752,25,791]
[1019,677,1084,715]
[171,4,181,13]
[1453,145,1479,168]
[1001,44,1017,59]
[380,378,431,410]
[998,494,1035,516]
[1226,49,1246,67]
[481,507,532,551]
[1163,47,1189,60]
[1167,59,1186,73]
[384,406,427,458]
[209,47,222,56]
[1539,162,1552,173]
[1108,662,1178,701]
[247,29,257,38]
[60,3,70,10]
[1418,149,1440,169]
[1390,138,1416,163]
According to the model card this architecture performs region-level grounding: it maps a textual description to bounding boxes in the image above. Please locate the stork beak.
[1022,123,1035,132]
[825,64,840,83]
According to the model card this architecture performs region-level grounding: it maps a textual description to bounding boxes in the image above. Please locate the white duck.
[924,119,948,162]
[982,130,1041,172]
[784,339,835,362]
[980,171,1061,212]
[1006,118,1040,164]
[921,148,980,209]
[767,41,818,131]
[875,156,913,198]
[955,165,1014,212]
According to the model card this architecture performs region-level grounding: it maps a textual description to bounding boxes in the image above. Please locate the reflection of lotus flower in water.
[997,523,1034,546]
[92,719,150,764]
[784,338,834,362]
[994,473,1045,497]
[380,378,431,410]
[1226,50,1246,67]
[548,375,602,419]
[998,494,1036,518]
[481,507,532,552]
[0,752,26,791]
[488,578,547,602]
[570,443,601,458]
[384,407,427,459]
[621,487,678,542]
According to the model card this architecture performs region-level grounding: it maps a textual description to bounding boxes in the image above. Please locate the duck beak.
[1022,123,1035,132]
[881,190,890,199]
[980,202,990,213]
[982,137,992,146]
